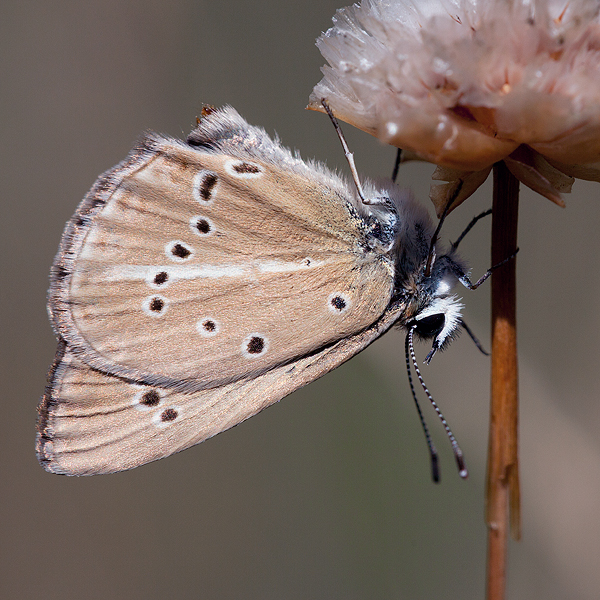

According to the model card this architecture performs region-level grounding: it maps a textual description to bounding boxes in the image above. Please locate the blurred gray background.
[3,2,600,599]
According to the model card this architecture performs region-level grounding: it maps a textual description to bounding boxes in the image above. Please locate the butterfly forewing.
[52,135,395,389]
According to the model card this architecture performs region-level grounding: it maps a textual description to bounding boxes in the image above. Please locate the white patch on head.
[416,295,464,345]
[224,159,264,178]
[189,215,214,237]
[328,292,351,314]
[242,333,268,358]
[197,317,220,337]
[146,269,171,289]
[152,407,181,428]
[132,387,165,411]
[142,295,168,317]
[192,170,219,204]
[436,279,451,295]
[165,240,194,262]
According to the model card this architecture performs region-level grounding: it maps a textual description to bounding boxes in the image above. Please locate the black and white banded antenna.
[406,326,468,481]
[405,330,441,482]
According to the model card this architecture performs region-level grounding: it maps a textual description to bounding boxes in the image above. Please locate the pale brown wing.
[38,303,404,475]
[50,117,395,391]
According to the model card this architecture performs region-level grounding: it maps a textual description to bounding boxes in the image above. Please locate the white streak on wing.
[257,260,318,273]
[102,258,325,282]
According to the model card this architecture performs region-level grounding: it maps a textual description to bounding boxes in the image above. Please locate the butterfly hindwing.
[38,303,403,475]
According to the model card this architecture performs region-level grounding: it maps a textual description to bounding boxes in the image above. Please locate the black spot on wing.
[199,174,217,200]
[153,271,168,285]
[171,243,191,259]
[161,408,178,422]
[195,218,211,234]
[247,336,264,354]
[233,162,261,174]
[203,320,216,332]
[140,390,160,406]
[149,297,165,312]
[330,296,346,311]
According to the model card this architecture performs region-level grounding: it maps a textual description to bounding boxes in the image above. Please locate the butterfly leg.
[391,148,403,183]
[459,318,489,356]
[451,208,492,251]
[454,249,519,290]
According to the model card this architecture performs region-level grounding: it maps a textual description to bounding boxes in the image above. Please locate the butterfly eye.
[414,313,445,340]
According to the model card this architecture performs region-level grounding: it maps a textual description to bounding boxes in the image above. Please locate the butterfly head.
[407,268,464,364]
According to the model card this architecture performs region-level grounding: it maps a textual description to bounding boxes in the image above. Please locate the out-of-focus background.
[3,2,600,599]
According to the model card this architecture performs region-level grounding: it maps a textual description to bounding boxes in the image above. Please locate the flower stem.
[486,161,521,600]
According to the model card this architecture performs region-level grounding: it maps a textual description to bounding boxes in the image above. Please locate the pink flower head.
[309,0,600,214]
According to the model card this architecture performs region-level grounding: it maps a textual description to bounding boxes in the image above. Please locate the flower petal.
[430,165,492,216]
[503,146,572,206]
[544,158,600,182]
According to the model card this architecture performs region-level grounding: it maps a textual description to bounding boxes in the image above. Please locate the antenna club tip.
[456,455,469,479]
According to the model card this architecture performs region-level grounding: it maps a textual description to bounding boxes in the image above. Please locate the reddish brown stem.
[486,162,521,600]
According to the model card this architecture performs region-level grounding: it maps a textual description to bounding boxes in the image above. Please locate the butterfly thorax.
[377,189,466,354]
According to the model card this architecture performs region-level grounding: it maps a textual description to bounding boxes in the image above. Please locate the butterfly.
[37,105,487,476]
